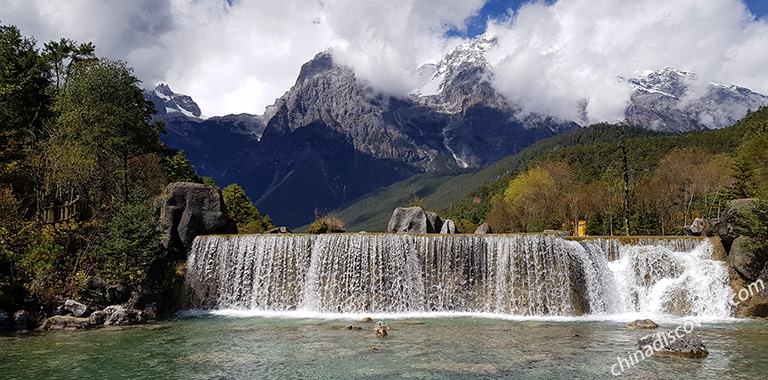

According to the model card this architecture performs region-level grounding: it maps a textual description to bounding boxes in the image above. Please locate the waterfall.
[185,234,733,318]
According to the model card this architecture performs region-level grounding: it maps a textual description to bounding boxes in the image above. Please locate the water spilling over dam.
[184,234,733,318]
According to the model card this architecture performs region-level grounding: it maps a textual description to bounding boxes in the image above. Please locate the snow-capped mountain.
[414,34,497,100]
[151,34,767,227]
[145,83,204,119]
[626,68,768,132]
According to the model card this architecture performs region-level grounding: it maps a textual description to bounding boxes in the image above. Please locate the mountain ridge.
[146,34,767,227]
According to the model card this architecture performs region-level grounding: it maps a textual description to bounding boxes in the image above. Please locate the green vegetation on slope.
[449,107,767,235]
[337,124,664,231]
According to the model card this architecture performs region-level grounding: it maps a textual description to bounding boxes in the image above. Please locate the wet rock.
[638,330,709,357]
[373,321,391,337]
[343,325,362,330]
[265,226,292,234]
[58,299,91,318]
[88,310,107,325]
[729,236,766,281]
[440,219,459,234]
[387,207,442,234]
[360,317,373,323]
[104,305,145,326]
[717,198,757,250]
[42,315,93,330]
[154,182,237,251]
[543,230,572,237]
[684,218,720,236]
[375,321,393,330]
[0,310,10,331]
[474,223,493,234]
[12,310,29,330]
[628,319,659,329]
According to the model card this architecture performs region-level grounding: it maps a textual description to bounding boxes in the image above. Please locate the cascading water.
[184,234,734,319]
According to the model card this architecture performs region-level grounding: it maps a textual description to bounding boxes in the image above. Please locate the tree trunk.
[621,140,631,236]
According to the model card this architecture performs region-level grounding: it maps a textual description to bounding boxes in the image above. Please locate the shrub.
[308,210,345,234]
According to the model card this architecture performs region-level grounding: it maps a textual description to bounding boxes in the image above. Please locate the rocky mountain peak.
[629,67,697,98]
[296,51,336,84]
[145,83,204,119]
[414,34,498,98]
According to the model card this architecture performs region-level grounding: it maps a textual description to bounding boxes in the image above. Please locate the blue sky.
[449,0,768,37]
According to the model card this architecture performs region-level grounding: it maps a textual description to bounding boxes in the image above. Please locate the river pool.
[2,313,767,379]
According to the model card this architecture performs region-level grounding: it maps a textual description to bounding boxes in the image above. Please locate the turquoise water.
[2,315,768,379]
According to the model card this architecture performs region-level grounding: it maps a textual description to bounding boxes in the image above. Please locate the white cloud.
[1,0,766,121]
[0,0,482,116]
[486,0,766,123]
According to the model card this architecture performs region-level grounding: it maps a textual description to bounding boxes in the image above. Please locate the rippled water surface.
[2,315,768,379]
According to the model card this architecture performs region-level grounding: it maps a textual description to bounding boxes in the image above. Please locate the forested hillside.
[444,107,768,235]
[0,25,270,314]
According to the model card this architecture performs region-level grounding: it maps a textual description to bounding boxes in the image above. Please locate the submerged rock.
[638,330,709,357]
[343,325,362,330]
[374,321,392,337]
[360,317,374,323]
[387,207,442,234]
[628,319,659,329]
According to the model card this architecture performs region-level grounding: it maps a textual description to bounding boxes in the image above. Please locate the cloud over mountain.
[2,0,766,120]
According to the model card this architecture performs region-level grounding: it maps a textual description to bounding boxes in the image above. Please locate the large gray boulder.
[387,207,442,234]
[155,182,237,251]
[440,219,458,234]
[88,310,107,325]
[638,330,709,357]
[42,316,93,330]
[729,236,767,281]
[474,223,493,234]
[103,305,145,326]
[57,299,91,318]
[717,198,757,249]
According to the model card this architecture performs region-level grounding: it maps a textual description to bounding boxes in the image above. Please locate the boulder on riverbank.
[387,207,443,234]
[628,319,659,329]
[57,299,91,318]
[104,305,145,326]
[13,310,28,330]
[42,315,94,330]
[637,330,709,357]
[729,236,766,281]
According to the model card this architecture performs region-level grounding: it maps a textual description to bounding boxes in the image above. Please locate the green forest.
[443,110,768,235]
[0,25,270,314]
